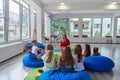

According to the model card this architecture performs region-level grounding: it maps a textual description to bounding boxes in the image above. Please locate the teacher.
[60,34,70,53]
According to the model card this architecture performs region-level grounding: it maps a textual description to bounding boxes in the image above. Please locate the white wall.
[0,41,29,62]
[0,0,43,62]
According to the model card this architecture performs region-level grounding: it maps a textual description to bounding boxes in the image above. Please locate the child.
[73,44,85,71]
[25,44,40,61]
[32,40,44,58]
[58,47,74,73]
[41,44,58,71]
[32,40,38,55]
[84,43,91,57]
[92,47,101,56]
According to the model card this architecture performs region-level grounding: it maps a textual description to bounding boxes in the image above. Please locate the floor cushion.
[40,70,91,80]
[22,53,44,67]
[84,56,115,72]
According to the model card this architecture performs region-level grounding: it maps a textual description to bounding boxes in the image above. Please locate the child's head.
[84,43,91,56]
[26,46,32,52]
[46,50,53,63]
[47,44,53,50]
[32,40,37,46]
[62,47,74,65]
[93,47,99,53]
[74,44,82,55]
[74,44,82,62]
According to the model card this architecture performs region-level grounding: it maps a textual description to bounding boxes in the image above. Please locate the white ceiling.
[37,0,120,14]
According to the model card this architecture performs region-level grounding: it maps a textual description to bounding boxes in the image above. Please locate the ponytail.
[74,44,82,63]
[46,50,53,63]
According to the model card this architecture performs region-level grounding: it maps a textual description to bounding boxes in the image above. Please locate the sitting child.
[41,44,58,71]
[32,40,44,59]
[25,44,41,61]
[83,43,91,57]
[73,44,85,71]
[92,47,101,56]
[58,47,74,73]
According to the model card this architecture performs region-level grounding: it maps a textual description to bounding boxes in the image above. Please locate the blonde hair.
[46,50,53,63]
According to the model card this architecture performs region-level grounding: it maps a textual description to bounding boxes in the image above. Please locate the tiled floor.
[0,43,120,80]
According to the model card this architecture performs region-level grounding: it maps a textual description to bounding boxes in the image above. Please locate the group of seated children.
[41,44,85,73]
[41,43,101,73]
[25,41,101,73]
[84,43,101,56]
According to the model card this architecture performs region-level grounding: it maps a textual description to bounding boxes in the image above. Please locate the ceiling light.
[112,2,117,5]
[60,3,65,5]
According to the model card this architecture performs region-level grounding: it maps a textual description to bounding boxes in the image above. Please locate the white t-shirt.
[73,55,85,71]
[32,46,38,55]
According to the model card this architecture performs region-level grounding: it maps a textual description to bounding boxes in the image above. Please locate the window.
[32,10,37,40]
[51,18,69,39]
[82,18,92,37]
[0,0,4,43]
[22,7,30,39]
[102,18,111,37]
[69,18,79,37]
[34,10,37,28]
[8,0,20,41]
[92,18,102,37]
[117,18,120,37]
[13,0,20,2]
[21,0,29,8]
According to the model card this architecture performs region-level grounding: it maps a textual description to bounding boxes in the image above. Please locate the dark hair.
[46,50,53,63]
[26,46,32,50]
[74,44,82,62]
[93,47,98,53]
[60,47,74,66]
[93,47,100,56]
[84,44,91,57]
[62,34,67,39]
[47,44,53,50]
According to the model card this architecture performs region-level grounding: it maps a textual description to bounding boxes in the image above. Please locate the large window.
[82,18,92,37]
[117,18,120,37]
[92,18,102,37]
[51,18,69,40]
[69,18,79,37]
[0,0,4,43]
[22,6,30,39]
[102,18,111,37]
[8,0,20,41]
[32,10,37,40]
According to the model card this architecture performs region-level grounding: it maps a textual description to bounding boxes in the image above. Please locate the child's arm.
[38,48,45,54]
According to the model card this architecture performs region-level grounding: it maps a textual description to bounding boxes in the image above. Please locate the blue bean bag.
[37,42,45,49]
[84,56,115,72]
[22,52,44,67]
[40,70,91,80]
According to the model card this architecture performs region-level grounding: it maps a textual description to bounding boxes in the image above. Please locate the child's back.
[42,50,57,71]
[73,44,84,71]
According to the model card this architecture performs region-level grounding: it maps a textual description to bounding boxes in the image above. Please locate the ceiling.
[37,0,120,14]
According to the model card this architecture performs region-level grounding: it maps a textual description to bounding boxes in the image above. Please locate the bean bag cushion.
[22,53,44,67]
[37,42,45,49]
[84,56,115,72]
[40,70,91,80]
